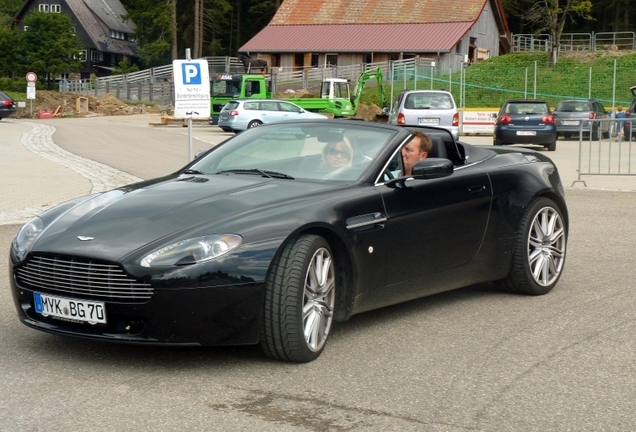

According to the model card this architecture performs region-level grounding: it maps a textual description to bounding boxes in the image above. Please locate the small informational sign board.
[461,111,498,134]
[172,59,210,119]
[27,82,36,100]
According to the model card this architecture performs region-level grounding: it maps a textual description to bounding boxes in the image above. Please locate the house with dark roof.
[14,0,138,78]
[240,0,511,72]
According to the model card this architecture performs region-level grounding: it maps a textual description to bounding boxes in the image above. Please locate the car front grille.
[16,254,153,302]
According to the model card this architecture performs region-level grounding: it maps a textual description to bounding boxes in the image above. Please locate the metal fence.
[573,118,636,186]
[513,32,636,52]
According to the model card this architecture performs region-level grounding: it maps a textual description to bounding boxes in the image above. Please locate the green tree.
[21,11,83,85]
[508,0,594,64]
[0,25,22,77]
[0,0,22,26]
[122,0,173,66]
[112,56,140,75]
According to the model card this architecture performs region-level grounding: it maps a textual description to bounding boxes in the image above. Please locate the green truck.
[208,68,386,125]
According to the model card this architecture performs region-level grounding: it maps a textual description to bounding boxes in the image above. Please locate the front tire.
[496,198,567,295]
[260,235,336,362]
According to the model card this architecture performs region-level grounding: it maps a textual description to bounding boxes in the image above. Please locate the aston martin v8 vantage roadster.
[10,120,568,362]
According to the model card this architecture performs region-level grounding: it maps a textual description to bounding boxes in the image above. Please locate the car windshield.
[506,103,548,114]
[404,93,454,109]
[555,101,590,112]
[190,123,395,181]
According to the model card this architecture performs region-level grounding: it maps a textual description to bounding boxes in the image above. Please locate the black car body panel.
[10,120,568,350]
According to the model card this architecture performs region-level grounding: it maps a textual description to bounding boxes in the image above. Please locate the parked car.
[552,99,610,139]
[387,90,459,140]
[0,91,17,120]
[217,99,327,132]
[493,99,558,151]
[10,121,568,363]
[622,85,636,137]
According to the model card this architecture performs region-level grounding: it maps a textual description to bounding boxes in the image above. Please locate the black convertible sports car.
[10,120,568,362]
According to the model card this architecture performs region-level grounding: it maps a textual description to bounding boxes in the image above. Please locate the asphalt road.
[1,116,635,431]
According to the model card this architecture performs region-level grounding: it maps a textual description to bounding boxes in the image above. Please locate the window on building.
[76,50,87,62]
[455,42,462,54]
[39,4,49,12]
[109,30,125,40]
[294,53,304,69]
[91,50,103,62]
[326,54,338,67]
[311,54,319,68]
[51,4,61,12]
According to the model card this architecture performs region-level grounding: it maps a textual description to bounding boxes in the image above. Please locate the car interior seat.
[428,136,448,159]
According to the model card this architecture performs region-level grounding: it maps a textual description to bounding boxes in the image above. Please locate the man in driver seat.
[401,130,432,176]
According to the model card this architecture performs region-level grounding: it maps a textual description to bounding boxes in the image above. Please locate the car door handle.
[468,185,486,194]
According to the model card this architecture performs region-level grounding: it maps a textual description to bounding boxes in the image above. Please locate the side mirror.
[194,149,207,159]
[490,113,498,119]
[385,158,453,188]
[412,158,453,179]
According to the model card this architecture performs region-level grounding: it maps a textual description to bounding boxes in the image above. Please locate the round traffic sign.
[26,72,38,83]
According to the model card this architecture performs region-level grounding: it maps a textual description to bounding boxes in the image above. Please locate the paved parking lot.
[1,115,635,431]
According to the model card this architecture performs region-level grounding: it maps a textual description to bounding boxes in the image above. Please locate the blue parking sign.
[172,59,210,119]
[181,63,202,85]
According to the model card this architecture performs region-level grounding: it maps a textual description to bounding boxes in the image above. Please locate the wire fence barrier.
[386,59,635,110]
[59,57,636,112]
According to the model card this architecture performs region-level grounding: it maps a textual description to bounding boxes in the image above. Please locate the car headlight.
[140,234,242,267]
[12,217,44,261]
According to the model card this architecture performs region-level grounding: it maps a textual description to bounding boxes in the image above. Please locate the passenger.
[401,130,432,176]
[322,136,353,168]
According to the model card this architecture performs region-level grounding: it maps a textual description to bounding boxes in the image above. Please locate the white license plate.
[563,120,579,126]
[418,118,439,125]
[516,131,537,136]
[34,292,106,325]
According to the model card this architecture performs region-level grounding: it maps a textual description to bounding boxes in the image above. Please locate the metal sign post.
[172,49,210,161]
[26,71,37,117]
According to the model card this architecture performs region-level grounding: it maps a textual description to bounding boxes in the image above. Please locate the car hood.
[33,174,338,261]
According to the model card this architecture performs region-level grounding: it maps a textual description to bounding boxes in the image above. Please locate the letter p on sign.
[182,63,201,85]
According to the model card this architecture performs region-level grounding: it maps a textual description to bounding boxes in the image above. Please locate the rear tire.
[546,140,556,151]
[260,235,336,362]
[496,197,567,296]
[248,120,262,128]
[591,126,599,140]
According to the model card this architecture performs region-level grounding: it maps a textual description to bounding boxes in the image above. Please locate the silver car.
[388,90,459,140]
[218,99,328,132]
[552,99,610,139]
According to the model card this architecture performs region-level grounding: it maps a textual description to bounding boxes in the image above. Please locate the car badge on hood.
[77,236,95,241]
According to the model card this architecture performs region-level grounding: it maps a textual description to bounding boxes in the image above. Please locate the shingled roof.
[66,0,137,57]
[270,0,485,25]
[241,0,510,53]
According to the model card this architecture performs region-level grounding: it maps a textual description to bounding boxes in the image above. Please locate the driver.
[401,131,432,176]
